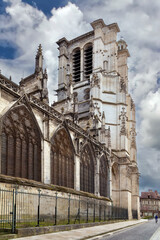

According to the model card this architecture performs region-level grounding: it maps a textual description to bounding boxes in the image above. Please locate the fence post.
[78,195,80,224]
[11,189,15,233]
[37,189,41,227]
[99,202,101,222]
[104,205,106,221]
[86,198,88,223]
[13,186,18,232]
[55,192,58,225]
[68,194,71,224]
[93,199,95,222]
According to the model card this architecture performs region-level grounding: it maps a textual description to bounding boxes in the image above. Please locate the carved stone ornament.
[131,98,135,111]
[106,127,111,148]
[91,73,100,89]
[126,166,132,179]
[120,77,126,93]
[119,107,128,136]
[130,127,137,149]
[112,162,119,178]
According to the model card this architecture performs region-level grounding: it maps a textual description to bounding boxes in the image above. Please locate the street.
[89,219,160,240]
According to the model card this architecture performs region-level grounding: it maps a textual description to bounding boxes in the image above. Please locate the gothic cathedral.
[0,19,140,219]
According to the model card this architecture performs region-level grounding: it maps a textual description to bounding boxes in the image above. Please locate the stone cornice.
[57,31,94,47]
[0,76,20,97]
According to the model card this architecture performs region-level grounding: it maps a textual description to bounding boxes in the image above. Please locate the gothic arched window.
[80,144,94,193]
[1,105,41,181]
[99,155,108,197]
[50,128,74,188]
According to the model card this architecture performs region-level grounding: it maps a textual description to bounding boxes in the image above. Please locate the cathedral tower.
[53,19,140,219]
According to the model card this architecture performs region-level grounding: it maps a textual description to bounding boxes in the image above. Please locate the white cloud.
[0,0,89,103]
[139,89,160,149]
[1,0,160,192]
[75,0,160,192]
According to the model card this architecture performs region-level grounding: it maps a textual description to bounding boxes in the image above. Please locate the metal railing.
[0,187,129,233]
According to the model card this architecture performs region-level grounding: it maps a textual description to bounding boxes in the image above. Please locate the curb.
[81,220,148,240]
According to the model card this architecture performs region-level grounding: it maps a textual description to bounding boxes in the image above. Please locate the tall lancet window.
[99,155,108,197]
[84,44,93,80]
[50,128,74,188]
[72,48,81,82]
[80,144,94,193]
[1,105,41,181]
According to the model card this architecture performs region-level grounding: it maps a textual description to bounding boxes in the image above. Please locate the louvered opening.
[84,45,93,80]
[73,49,81,82]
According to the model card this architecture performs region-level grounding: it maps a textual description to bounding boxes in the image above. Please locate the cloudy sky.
[0,0,160,194]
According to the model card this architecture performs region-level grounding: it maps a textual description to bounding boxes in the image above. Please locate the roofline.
[0,73,19,87]
[57,31,94,47]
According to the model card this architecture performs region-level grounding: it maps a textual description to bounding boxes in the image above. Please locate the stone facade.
[0,19,139,219]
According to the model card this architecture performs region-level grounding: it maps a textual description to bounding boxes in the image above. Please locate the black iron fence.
[0,187,129,233]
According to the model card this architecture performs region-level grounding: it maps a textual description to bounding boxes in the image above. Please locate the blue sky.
[1,0,160,194]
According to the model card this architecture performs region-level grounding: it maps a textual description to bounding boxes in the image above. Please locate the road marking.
[150,226,160,240]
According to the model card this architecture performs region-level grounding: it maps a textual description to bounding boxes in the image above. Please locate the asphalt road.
[89,219,160,240]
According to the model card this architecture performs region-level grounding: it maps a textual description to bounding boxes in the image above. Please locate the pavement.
[150,225,160,240]
[11,219,148,240]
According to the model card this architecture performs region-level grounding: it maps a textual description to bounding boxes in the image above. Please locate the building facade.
[0,19,139,219]
[140,190,160,218]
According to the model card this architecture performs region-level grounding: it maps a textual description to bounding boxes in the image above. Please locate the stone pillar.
[95,157,100,196]
[80,48,84,81]
[108,158,112,199]
[42,140,51,184]
[119,164,132,219]
[131,172,140,219]
[74,154,80,191]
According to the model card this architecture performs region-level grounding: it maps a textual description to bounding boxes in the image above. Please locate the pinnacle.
[36,44,43,56]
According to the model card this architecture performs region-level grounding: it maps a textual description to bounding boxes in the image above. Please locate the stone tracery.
[99,155,108,197]
[1,105,41,181]
[50,127,74,188]
[80,144,94,194]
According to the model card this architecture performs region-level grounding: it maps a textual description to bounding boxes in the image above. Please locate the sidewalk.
[11,219,147,240]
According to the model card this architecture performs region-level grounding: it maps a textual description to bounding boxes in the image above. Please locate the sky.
[0,0,160,194]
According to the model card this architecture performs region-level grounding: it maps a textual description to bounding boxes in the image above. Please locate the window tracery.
[80,144,94,193]
[1,105,41,181]
[99,155,108,197]
[50,128,74,188]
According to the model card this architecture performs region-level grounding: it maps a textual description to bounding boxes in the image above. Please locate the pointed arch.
[99,154,109,197]
[112,162,119,191]
[1,104,41,181]
[80,142,95,193]
[50,126,74,188]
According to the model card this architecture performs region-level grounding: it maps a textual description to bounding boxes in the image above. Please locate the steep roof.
[141,190,160,199]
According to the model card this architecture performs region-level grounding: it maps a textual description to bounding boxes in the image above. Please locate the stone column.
[108,157,112,199]
[42,140,51,184]
[74,154,80,191]
[42,117,50,184]
[80,48,84,81]
[95,157,100,196]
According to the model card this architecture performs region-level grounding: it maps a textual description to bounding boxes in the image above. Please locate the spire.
[35,44,43,73]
